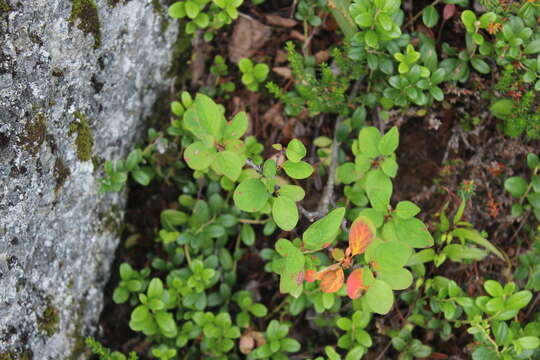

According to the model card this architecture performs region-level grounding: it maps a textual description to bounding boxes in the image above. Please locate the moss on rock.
[68,111,94,162]
[0,0,12,13]
[37,298,59,337]
[68,0,101,49]
[54,158,71,191]
[0,352,32,360]
[19,113,47,155]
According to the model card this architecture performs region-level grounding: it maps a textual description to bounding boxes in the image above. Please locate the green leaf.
[472,346,498,360]
[516,336,540,350]
[431,68,446,84]
[337,162,357,184]
[471,58,490,74]
[161,210,188,229]
[423,6,439,28]
[490,99,514,119]
[253,63,269,81]
[378,13,393,31]
[195,14,210,29]
[314,136,332,147]
[279,185,305,201]
[155,311,178,338]
[185,1,200,19]
[184,141,216,170]
[359,126,382,157]
[189,94,226,142]
[430,86,444,101]
[325,346,341,360]
[451,228,505,261]
[130,305,151,324]
[355,12,373,28]
[511,203,524,217]
[381,157,398,178]
[345,346,366,360]
[506,290,532,310]
[238,58,253,72]
[365,30,379,48]
[378,126,399,155]
[148,278,164,298]
[249,303,268,317]
[276,239,305,294]
[241,223,255,246]
[525,39,540,54]
[529,193,540,209]
[303,208,346,250]
[336,317,352,331]
[286,139,307,162]
[224,111,248,140]
[406,248,436,265]
[214,151,243,181]
[366,279,394,314]
[272,196,299,231]
[479,12,496,28]
[113,288,129,304]
[442,244,487,261]
[365,169,392,211]
[395,201,421,219]
[168,2,186,18]
[527,153,540,170]
[484,280,504,297]
[373,241,412,269]
[280,338,301,353]
[461,10,477,32]
[377,267,413,290]
[132,167,153,186]
[263,159,277,178]
[234,179,269,212]
[282,160,314,179]
[393,217,434,248]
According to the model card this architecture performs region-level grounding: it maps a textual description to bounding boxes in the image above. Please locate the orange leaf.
[346,268,368,299]
[349,216,376,256]
[317,265,344,293]
[305,269,316,283]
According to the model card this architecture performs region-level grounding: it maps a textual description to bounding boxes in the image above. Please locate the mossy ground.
[69,0,101,49]
[68,111,94,162]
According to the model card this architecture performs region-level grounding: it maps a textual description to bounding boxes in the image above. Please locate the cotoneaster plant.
[90,0,540,358]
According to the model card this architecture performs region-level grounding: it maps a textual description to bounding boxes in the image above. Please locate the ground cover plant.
[91,0,540,359]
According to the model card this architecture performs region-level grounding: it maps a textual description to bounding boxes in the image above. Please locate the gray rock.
[0,0,178,357]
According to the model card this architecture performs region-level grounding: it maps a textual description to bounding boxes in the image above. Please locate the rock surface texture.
[0,0,177,357]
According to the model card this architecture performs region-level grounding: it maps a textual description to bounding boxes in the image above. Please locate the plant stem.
[184,244,192,267]
[238,218,270,224]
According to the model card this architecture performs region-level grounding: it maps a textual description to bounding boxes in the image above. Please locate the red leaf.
[349,216,376,256]
[346,268,368,299]
[305,269,316,283]
[443,4,455,21]
[317,265,344,293]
